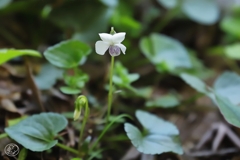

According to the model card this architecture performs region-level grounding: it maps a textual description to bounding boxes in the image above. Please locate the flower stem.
[56,143,79,155]
[78,98,90,152]
[89,114,131,152]
[107,56,115,121]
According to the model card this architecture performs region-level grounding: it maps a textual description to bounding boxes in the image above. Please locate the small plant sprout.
[73,95,90,153]
[95,27,126,121]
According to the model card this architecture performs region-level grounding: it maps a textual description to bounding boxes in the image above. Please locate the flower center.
[109,45,121,56]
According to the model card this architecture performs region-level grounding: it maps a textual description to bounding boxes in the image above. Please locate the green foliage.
[0,0,11,9]
[215,94,240,128]
[124,110,183,155]
[5,113,68,152]
[181,0,220,25]
[0,49,41,64]
[181,72,240,128]
[113,61,139,87]
[44,40,91,69]
[18,148,28,160]
[213,71,240,105]
[140,33,191,72]
[224,43,240,60]
[61,70,89,95]
[34,63,63,90]
[180,73,211,95]
[146,94,180,108]
[221,16,240,38]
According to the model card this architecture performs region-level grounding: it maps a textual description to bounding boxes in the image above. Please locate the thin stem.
[56,143,79,155]
[107,56,115,121]
[0,133,8,139]
[78,99,90,152]
[89,114,132,152]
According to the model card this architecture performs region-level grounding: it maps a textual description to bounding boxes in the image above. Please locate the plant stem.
[89,114,132,152]
[107,56,115,121]
[56,143,79,155]
[78,98,90,153]
[0,133,8,139]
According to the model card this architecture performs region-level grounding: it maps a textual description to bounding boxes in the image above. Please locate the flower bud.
[110,27,116,35]
[73,95,87,121]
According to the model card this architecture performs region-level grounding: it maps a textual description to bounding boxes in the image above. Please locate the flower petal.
[99,33,112,43]
[115,44,126,54]
[112,32,126,43]
[95,41,110,55]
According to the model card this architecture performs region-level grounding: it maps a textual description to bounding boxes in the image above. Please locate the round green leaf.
[124,110,183,155]
[157,0,177,9]
[5,113,68,152]
[0,49,41,64]
[140,33,191,72]
[214,71,240,105]
[182,0,220,25]
[44,40,91,68]
[215,94,240,128]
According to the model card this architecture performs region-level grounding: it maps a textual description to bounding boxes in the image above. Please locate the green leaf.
[44,40,91,68]
[0,0,12,9]
[224,43,240,60]
[113,61,139,86]
[5,113,68,152]
[34,63,63,90]
[18,148,28,160]
[0,49,41,64]
[215,94,240,128]
[140,33,191,72]
[214,71,240,105]
[63,70,89,88]
[157,0,177,9]
[60,86,81,95]
[124,110,183,155]
[146,94,180,108]
[221,16,240,38]
[180,73,210,94]
[182,0,220,25]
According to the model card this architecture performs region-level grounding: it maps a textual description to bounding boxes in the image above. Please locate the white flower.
[95,32,126,56]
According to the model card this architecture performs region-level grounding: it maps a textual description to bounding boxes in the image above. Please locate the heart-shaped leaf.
[140,33,191,72]
[214,71,240,105]
[215,94,240,128]
[0,49,41,64]
[44,40,91,68]
[182,0,220,25]
[124,110,183,155]
[5,113,68,152]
